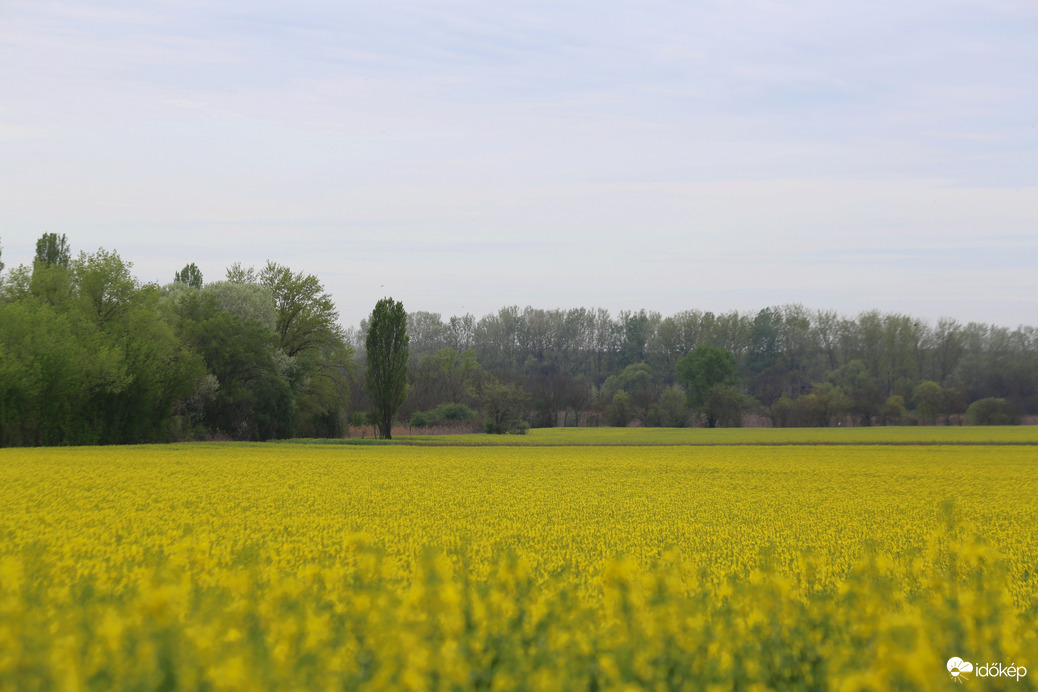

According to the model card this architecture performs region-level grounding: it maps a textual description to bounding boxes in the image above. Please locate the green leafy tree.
[202,281,277,328]
[606,390,633,427]
[290,338,354,438]
[649,385,689,427]
[676,345,740,427]
[0,300,129,445]
[798,383,849,427]
[561,374,592,427]
[260,261,342,358]
[747,307,782,377]
[71,249,139,327]
[602,362,657,424]
[827,360,883,425]
[912,380,945,425]
[28,233,75,310]
[225,262,258,284]
[881,395,907,425]
[93,297,206,443]
[770,395,796,427]
[29,260,73,307]
[174,263,203,289]
[34,233,71,268]
[481,378,530,434]
[942,387,966,425]
[617,310,651,368]
[701,384,750,428]
[172,289,292,440]
[3,253,204,445]
[366,298,409,439]
[411,348,481,411]
[250,263,353,437]
[770,388,847,428]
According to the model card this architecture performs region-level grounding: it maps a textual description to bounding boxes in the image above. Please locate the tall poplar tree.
[34,233,71,268]
[174,263,204,289]
[366,298,409,439]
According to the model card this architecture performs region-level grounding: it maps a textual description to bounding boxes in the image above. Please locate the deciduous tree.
[912,380,944,425]
[174,263,203,289]
[71,249,139,327]
[677,345,740,427]
[260,261,341,358]
[34,233,71,268]
[172,289,292,440]
[481,378,530,434]
[827,360,883,425]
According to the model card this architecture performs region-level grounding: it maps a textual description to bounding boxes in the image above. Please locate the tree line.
[1,235,1034,446]
[355,303,1035,431]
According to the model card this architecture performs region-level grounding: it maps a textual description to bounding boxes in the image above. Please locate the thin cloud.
[1,0,1035,327]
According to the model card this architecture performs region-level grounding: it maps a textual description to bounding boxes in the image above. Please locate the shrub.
[428,403,477,421]
[409,412,430,429]
[965,398,1020,425]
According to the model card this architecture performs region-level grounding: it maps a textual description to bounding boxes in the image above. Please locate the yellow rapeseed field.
[1,439,1036,691]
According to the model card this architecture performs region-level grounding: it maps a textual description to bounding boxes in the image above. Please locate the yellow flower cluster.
[1,441,1036,691]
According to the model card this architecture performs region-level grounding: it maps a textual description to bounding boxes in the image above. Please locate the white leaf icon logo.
[947,657,973,682]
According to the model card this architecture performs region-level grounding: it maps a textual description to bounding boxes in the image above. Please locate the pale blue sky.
[2,0,1036,327]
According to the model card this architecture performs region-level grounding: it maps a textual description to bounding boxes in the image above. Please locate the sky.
[2,0,1036,329]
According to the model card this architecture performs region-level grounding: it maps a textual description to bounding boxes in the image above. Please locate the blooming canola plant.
[1,437,1036,690]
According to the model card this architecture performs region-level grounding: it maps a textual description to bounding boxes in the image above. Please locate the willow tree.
[366,298,409,439]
